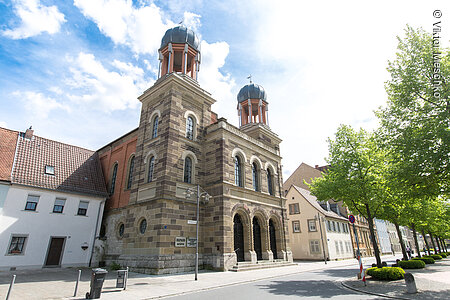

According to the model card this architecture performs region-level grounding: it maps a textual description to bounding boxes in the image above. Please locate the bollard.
[124,267,129,290]
[404,273,417,294]
[74,269,82,297]
[6,275,16,300]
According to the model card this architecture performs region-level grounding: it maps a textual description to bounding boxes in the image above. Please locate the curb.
[340,281,411,300]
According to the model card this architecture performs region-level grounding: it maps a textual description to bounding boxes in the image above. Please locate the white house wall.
[325,221,353,260]
[0,185,104,270]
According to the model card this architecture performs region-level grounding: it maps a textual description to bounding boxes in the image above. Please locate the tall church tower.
[100,25,292,275]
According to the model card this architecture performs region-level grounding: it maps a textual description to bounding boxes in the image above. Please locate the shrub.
[439,253,447,258]
[109,261,121,270]
[366,267,405,280]
[412,257,435,264]
[398,260,425,269]
[429,254,442,260]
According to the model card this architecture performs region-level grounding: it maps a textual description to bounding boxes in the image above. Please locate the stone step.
[230,261,296,272]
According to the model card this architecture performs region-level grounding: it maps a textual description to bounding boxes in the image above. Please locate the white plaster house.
[0,127,107,270]
[286,185,353,261]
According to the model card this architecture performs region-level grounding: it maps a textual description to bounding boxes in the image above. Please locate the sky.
[0,0,449,179]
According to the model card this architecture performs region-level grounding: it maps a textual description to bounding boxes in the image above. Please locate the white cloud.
[198,41,236,117]
[65,52,148,111]
[183,12,202,33]
[2,0,66,39]
[12,91,70,118]
[74,0,172,54]
[0,121,7,128]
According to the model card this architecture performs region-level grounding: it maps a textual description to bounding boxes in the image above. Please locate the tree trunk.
[411,223,421,258]
[442,237,448,252]
[422,229,431,256]
[395,222,408,260]
[366,204,382,267]
[429,231,437,254]
[435,235,441,253]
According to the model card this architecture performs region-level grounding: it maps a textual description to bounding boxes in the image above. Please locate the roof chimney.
[315,165,319,169]
[24,126,33,139]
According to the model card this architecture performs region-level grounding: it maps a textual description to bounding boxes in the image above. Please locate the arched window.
[235,156,243,187]
[110,163,118,195]
[186,116,194,140]
[147,156,155,183]
[267,168,274,196]
[152,115,159,138]
[184,157,192,183]
[252,162,259,191]
[126,155,135,189]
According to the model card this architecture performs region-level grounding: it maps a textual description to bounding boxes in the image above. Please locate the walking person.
[406,245,412,259]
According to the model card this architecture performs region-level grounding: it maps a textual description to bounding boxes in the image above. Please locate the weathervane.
[247,74,252,84]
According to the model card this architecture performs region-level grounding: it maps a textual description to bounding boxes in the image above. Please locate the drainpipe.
[277,162,287,256]
[89,199,105,267]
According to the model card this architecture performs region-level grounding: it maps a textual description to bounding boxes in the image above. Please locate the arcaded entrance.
[269,219,278,259]
[233,214,245,262]
[253,217,263,260]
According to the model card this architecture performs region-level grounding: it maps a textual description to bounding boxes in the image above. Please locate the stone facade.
[99,73,292,274]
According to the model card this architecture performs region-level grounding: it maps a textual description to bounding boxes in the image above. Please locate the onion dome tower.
[237,79,269,128]
[158,25,201,80]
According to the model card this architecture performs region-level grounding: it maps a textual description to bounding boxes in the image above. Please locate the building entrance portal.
[269,219,278,259]
[233,214,245,262]
[253,217,263,260]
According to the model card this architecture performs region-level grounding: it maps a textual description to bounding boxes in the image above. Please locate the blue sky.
[0,0,448,179]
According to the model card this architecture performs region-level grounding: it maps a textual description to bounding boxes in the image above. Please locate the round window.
[118,223,125,237]
[139,219,147,234]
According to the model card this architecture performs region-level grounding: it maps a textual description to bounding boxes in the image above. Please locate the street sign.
[187,237,197,247]
[175,237,186,247]
[187,220,197,225]
[348,214,355,224]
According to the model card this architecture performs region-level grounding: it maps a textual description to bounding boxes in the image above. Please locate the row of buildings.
[0,25,430,273]
[282,162,426,261]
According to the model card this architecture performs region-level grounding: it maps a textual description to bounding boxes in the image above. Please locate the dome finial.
[247,74,252,84]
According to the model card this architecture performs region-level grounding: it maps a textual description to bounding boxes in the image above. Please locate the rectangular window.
[45,165,55,175]
[77,201,89,216]
[340,241,344,253]
[335,241,340,254]
[308,219,317,232]
[289,203,300,215]
[292,221,300,233]
[337,222,341,233]
[25,195,39,211]
[327,220,331,231]
[53,198,66,213]
[310,240,320,253]
[8,236,27,255]
[332,221,336,232]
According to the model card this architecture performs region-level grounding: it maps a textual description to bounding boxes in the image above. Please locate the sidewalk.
[342,258,450,300]
[0,255,424,300]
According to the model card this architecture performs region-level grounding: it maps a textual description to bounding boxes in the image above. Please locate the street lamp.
[315,213,327,264]
[185,184,210,281]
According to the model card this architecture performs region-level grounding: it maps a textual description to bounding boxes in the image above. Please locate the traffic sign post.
[349,215,366,285]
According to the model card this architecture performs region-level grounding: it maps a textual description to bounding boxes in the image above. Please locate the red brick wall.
[99,135,137,210]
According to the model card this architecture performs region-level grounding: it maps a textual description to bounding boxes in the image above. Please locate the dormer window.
[45,165,55,175]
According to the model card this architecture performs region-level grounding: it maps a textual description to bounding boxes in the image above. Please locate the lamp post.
[315,213,327,264]
[185,184,210,281]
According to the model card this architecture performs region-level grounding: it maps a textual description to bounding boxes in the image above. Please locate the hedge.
[398,260,426,269]
[439,253,447,258]
[366,267,405,280]
[412,257,435,264]
[429,254,443,260]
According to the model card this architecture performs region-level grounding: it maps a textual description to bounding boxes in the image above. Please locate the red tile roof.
[0,127,18,182]
[11,132,107,197]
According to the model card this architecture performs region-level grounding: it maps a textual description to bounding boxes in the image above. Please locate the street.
[167,263,381,300]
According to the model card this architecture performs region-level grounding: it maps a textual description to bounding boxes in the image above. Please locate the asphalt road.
[166,264,381,300]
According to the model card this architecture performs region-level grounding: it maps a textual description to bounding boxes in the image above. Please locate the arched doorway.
[233,214,245,262]
[269,219,278,259]
[253,217,263,260]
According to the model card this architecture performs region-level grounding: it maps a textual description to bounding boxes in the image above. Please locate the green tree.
[377,25,450,199]
[309,125,386,267]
